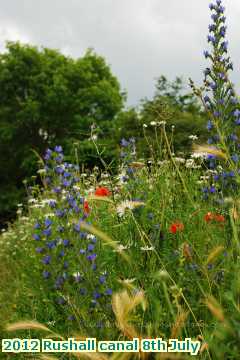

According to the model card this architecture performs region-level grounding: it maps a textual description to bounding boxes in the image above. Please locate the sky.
[0,0,239,106]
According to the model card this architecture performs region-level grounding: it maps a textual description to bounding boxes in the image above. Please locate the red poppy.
[214,214,225,222]
[204,212,225,223]
[83,200,90,215]
[169,222,184,234]
[204,212,215,222]
[94,187,111,197]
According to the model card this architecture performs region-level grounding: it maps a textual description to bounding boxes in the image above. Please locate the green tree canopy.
[0,42,124,224]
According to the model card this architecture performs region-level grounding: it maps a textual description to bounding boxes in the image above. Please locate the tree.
[0,42,124,224]
[139,76,208,153]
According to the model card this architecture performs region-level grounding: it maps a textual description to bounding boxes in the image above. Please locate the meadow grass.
[1,129,240,360]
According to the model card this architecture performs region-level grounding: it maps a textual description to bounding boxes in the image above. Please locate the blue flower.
[46,241,57,250]
[56,297,66,305]
[42,228,51,237]
[55,166,64,174]
[34,223,41,230]
[209,186,216,193]
[219,26,226,37]
[79,288,87,295]
[120,138,129,147]
[87,244,95,252]
[49,200,57,208]
[44,218,52,228]
[207,120,213,131]
[221,41,228,52]
[53,186,61,194]
[207,35,216,44]
[57,225,64,233]
[58,250,65,257]
[33,234,40,241]
[233,109,240,117]
[209,82,217,91]
[105,288,113,296]
[211,13,218,21]
[42,255,51,265]
[43,270,51,279]
[93,291,101,299]
[44,149,52,161]
[231,154,239,163]
[203,50,210,58]
[204,68,211,76]
[55,209,65,218]
[99,275,106,284]
[87,254,97,262]
[63,239,70,247]
[209,3,215,10]
[54,145,63,153]
[208,24,216,32]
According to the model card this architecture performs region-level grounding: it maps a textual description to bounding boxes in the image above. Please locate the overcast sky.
[0,0,239,106]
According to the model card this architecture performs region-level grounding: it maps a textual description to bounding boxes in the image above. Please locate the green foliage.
[140,76,208,153]
[0,42,124,224]
[1,139,240,359]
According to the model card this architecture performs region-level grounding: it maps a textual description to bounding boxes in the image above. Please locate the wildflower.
[169,222,184,234]
[105,288,113,296]
[150,121,157,126]
[43,271,51,279]
[99,275,106,284]
[189,135,198,141]
[120,138,129,147]
[204,212,215,222]
[33,234,40,241]
[215,214,225,222]
[83,200,90,215]
[140,246,155,251]
[54,145,63,153]
[42,255,51,265]
[204,212,225,223]
[94,187,111,196]
[114,244,130,253]
[87,253,97,262]
[116,200,145,217]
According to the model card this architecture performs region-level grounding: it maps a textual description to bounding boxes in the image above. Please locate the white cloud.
[0,0,239,105]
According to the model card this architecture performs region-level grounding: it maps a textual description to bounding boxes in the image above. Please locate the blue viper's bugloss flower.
[207,120,213,131]
[63,239,70,247]
[105,288,113,295]
[87,253,97,262]
[87,244,95,252]
[54,145,63,153]
[44,218,52,228]
[204,50,210,58]
[99,275,106,284]
[42,255,51,265]
[120,138,129,147]
[201,0,240,199]
[231,154,239,162]
[42,228,51,237]
[33,146,114,324]
[56,297,66,305]
[44,149,52,161]
[43,270,51,279]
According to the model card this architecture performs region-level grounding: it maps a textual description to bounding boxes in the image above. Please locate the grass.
[1,131,240,360]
